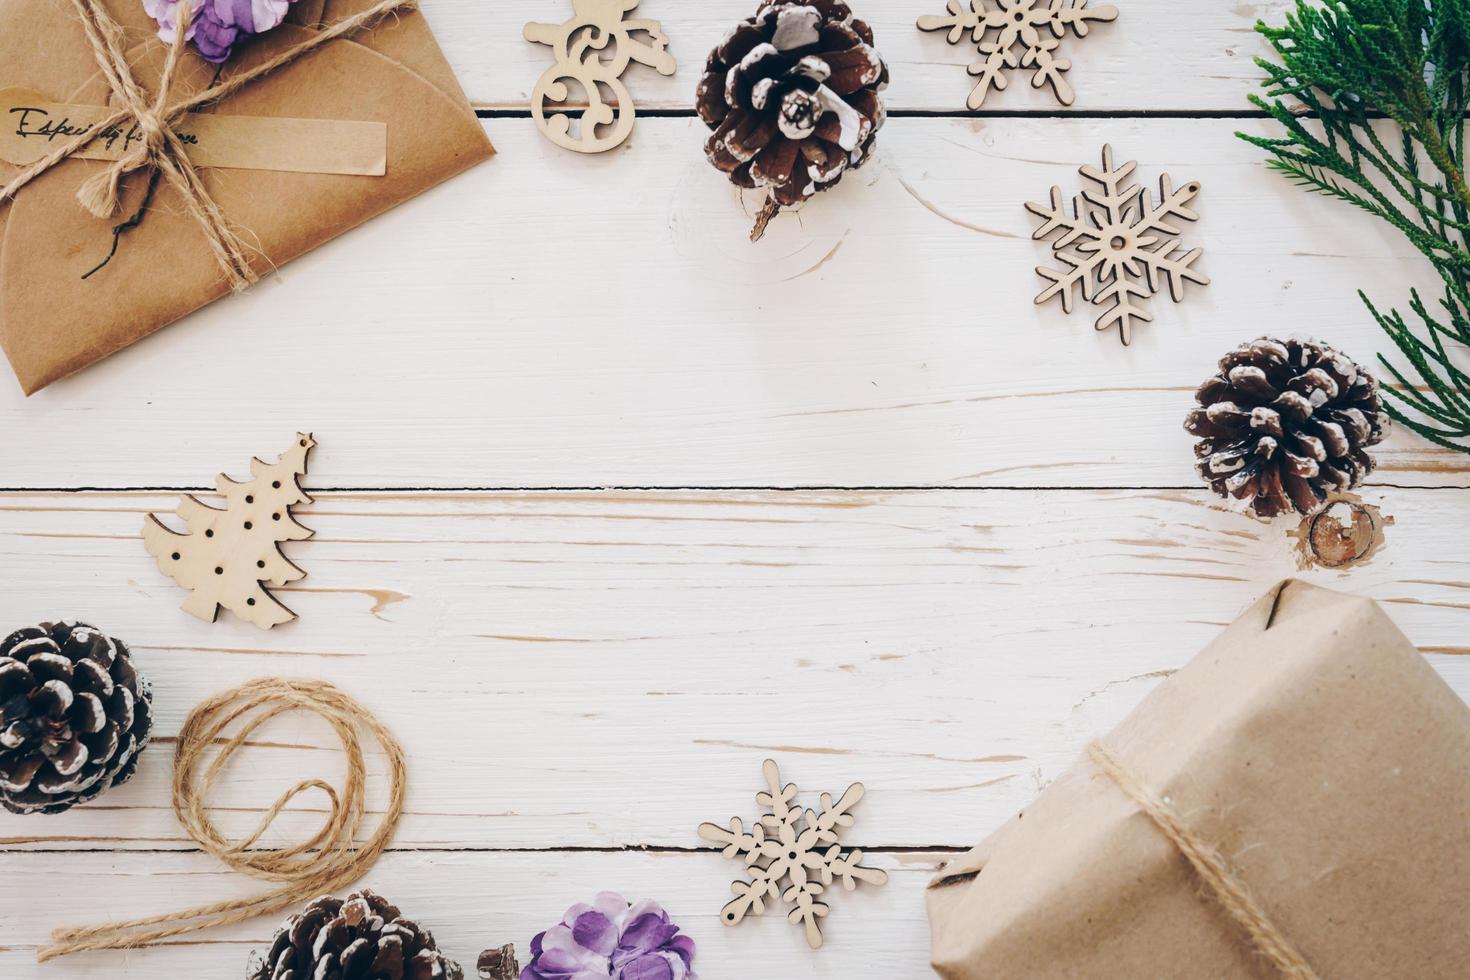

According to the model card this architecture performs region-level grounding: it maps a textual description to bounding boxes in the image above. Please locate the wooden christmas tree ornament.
[142,434,316,629]
[917,0,1118,108]
[524,0,677,154]
[698,759,886,949]
[1026,145,1209,345]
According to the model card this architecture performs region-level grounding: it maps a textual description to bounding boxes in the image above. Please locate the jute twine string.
[1087,741,1322,980]
[0,0,417,289]
[38,678,407,963]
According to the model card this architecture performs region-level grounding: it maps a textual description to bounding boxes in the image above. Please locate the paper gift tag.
[0,86,386,176]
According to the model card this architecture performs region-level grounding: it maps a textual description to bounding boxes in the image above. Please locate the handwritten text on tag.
[0,87,386,177]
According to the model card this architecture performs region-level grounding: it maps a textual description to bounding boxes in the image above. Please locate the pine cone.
[697,0,888,216]
[1185,337,1389,518]
[0,621,152,815]
[250,890,464,980]
[475,945,519,980]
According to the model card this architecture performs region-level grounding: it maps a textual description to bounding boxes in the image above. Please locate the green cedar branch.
[1239,0,1470,452]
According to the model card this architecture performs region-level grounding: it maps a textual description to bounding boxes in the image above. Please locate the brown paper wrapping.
[0,0,494,394]
[927,580,1470,979]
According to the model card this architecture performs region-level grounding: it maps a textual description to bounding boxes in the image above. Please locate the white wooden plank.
[1,117,1463,489]
[0,849,939,978]
[0,488,1463,852]
[422,0,1295,112]
[5,7,1461,980]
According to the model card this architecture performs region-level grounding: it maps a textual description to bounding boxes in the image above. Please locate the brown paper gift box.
[0,0,494,394]
[927,580,1470,979]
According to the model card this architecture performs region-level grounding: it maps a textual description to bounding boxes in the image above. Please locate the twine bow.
[0,0,417,289]
[1088,741,1323,980]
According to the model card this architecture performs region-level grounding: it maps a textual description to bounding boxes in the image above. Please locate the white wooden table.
[3,2,1468,977]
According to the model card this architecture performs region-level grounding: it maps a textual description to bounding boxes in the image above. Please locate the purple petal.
[536,949,597,975]
[617,913,677,957]
[623,899,664,921]
[667,935,695,968]
[191,9,239,62]
[617,952,678,980]
[210,0,291,32]
[560,902,594,928]
[571,910,618,957]
[538,925,605,967]
[210,0,249,29]
[591,891,631,922]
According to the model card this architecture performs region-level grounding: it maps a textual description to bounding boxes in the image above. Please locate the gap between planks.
[3,485,1467,494]
[0,844,968,855]
[471,107,1288,120]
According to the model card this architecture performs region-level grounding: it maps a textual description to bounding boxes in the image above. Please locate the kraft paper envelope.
[927,580,1470,979]
[0,0,494,394]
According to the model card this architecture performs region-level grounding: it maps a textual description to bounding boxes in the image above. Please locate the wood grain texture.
[5,4,1469,978]
[0,850,941,976]
[421,0,1295,111]
[1,117,1463,489]
[0,489,1464,855]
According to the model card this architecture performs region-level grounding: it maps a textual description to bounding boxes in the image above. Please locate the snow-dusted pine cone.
[249,891,464,980]
[0,621,152,815]
[697,0,888,212]
[1185,337,1389,518]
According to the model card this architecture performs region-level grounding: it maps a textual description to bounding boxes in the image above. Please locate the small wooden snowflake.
[1026,144,1209,345]
[698,759,886,949]
[917,0,1118,108]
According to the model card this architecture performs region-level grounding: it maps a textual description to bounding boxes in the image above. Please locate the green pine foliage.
[1240,0,1470,452]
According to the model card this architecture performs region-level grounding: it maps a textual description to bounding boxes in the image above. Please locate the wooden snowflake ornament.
[1026,145,1209,345]
[698,759,886,949]
[917,0,1118,108]
[142,434,315,629]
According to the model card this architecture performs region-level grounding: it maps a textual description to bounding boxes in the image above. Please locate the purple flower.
[522,893,696,980]
[142,0,297,63]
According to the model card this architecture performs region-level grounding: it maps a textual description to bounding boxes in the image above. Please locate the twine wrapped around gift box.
[0,0,414,290]
[927,581,1470,980]
[1086,740,1319,979]
[0,0,493,394]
